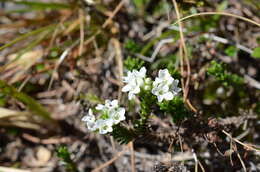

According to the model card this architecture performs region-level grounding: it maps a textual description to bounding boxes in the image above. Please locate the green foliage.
[207,61,244,87]
[133,0,150,9]
[188,1,227,32]
[57,146,78,172]
[152,1,171,17]
[168,67,181,80]
[79,93,103,104]
[0,93,6,107]
[6,128,20,136]
[112,125,137,144]
[124,56,145,71]
[177,0,205,10]
[151,54,176,69]
[254,102,260,117]
[114,89,156,144]
[139,89,156,117]
[133,0,150,15]
[0,80,52,121]
[158,96,190,123]
[124,40,145,71]
[225,46,237,57]
[124,39,142,53]
[252,47,260,58]
[132,89,156,135]
[150,54,181,80]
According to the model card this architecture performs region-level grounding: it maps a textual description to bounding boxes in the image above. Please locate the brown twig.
[22,133,72,144]
[91,145,129,172]
[129,141,136,172]
[102,0,126,29]
[79,9,85,56]
[222,130,260,152]
[172,0,197,113]
[84,0,126,47]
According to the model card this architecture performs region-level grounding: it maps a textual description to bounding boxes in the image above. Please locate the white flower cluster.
[82,100,125,134]
[122,67,147,100]
[82,68,181,135]
[122,68,181,102]
[151,69,181,102]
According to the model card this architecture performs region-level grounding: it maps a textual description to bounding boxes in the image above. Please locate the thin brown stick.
[91,146,128,172]
[102,0,126,29]
[222,130,260,152]
[172,0,196,113]
[79,9,85,56]
[172,12,260,28]
[84,0,126,47]
[198,160,206,172]
[236,148,247,172]
[129,141,136,172]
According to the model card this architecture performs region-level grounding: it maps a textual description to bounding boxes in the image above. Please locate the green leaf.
[124,56,144,71]
[224,46,237,57]
[112,125,137,144]
[57,146,79,172]
[252,47,260,58]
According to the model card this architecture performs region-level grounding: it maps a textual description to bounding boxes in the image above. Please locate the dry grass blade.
[0,80,52,121]
[0,107,41,130]
[0,107,29,118]
[91,146,128,172]
[2,50,43,83]
[0,167,30,172]
[172,12,260,28]
[222,130,260,152]
[129,141,136,172]
[172,0,196,113]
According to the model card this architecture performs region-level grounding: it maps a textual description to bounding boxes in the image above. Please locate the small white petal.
[111,100,118,107]
[97,119,114,134]
[139,67,147,77]
[84,0,95,5]
[96,104,105,110]
[82,109,95,122]
[122,85,131,92]
[132,86,140,94]
[128,92,135,100]
[164,92,174,100]
[158,95,163,102]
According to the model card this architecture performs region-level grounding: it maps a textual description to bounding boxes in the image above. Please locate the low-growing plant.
[207,60,244,87]
[81,65,190,144]
[56,146,78,172]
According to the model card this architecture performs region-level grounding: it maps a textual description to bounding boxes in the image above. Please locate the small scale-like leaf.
[252,47,260,58]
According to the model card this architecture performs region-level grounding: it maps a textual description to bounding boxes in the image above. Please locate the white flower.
[84,0,95,5]
[96,100,118,111]
[95,119,113,134]
[82,99,126,134]
[109,108,126,124]
[122,67,147,100]
[152,69,181,102]
[82,109,96,131]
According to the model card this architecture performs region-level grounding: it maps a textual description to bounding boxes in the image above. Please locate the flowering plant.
[82,66,188,143]
[82,100,125,134]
